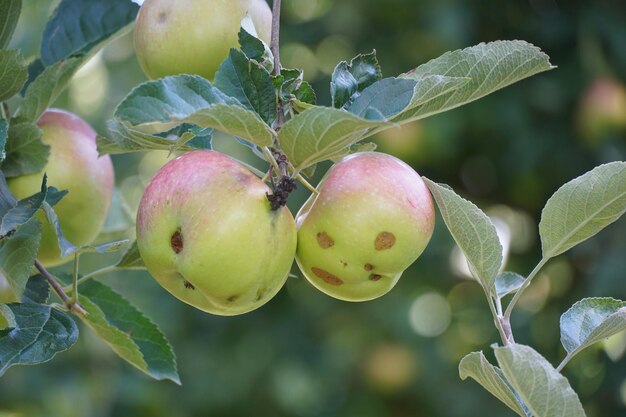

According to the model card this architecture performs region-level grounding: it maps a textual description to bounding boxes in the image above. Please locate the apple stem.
[35,259,87,316]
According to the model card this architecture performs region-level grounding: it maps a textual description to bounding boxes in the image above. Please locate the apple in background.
[579,77,626,143]
[295,152,435,302]
[0,273,17,304]
[7,109,114,267]
[136,150,297,316]
[134,0,272,81]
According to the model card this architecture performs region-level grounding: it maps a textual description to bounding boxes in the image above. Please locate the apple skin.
[295,152,435,302]
[134,0,272,81]
[7,109,114,267]
[136,150,297,316]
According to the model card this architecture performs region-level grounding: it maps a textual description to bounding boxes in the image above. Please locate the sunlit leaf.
[277,106,386,171]
[560,297,626,359]
[459,351,530,417]
[494,344,586,417]
[114,75,274,147]
[395,40,554,124]
[495,272,526,299]
[540,161,626,259]
[424,178,502,294]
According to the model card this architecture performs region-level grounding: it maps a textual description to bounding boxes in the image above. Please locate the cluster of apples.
[136,150,435,315]
[3,0,435,315]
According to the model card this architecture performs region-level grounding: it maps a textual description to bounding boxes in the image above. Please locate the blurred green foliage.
[1,0,625,416]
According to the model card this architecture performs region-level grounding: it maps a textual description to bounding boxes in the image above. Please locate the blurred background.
[2,0,626,416]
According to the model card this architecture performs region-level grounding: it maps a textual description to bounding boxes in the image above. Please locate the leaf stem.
[556,352,574,372]
[65,265,119,293]
[294,172,318,194]
[71,253,79,304]
[483,287,511,346]
[504,257,549,320]
[35,259,87,316]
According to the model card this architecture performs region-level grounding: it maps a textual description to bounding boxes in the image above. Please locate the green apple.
[7,109,115,267]
[134,0,272,81]
[136,150,297,316]
[295,152,435,301]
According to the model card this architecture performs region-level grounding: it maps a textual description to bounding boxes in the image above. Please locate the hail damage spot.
[364,263,374,271]
[375,231,396,250]
[171,228,183,254]
[311,267,343,286]
[369,274,382,281]
[316,232,334,248]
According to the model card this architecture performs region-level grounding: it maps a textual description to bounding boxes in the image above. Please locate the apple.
[295,152,435,301]
[7,109,114,267]
[0,272,17,304]
[136,150,297,316]
[579,77,626,143]
[134,0,273,81]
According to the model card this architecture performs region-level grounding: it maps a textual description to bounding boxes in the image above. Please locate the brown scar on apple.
[364,263,374,271]
[228,295,238,302]
[157,11,168,24]
[183,279,195,290]
[369,274,382,281]
[171,228,183,253]
[375,231,396,250]
[311,267,343,286]
[316,232,334,248]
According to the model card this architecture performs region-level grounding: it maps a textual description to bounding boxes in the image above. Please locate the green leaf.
[329,141,377,162]
[0,302,78,376]
[494,344,586,417]
[459,351,530,417]
[0,172,17,218]
[113,75,274,147]
[424,178,503,295]
[277,106,387,171]
[539,161,626,259]
[214,49,277,125]
[2,121,49,178]
[237,17,273,70]
[0,219,42,302]
[0,175,59,237]
[0,0,21,49]
[349,75,469,123]
[346,77,416,119]
[116,240,145,270]
[0,49,28,101]
[394,40,554,124]
[15,57,83,123]
[0,118,7,162]
[78,280,179,384]
[96,119,211,155]
[22,275,49,304]
[495,272,526,299]
[560,298,626,359]
[40,0,139,65]
[331,50,382,108]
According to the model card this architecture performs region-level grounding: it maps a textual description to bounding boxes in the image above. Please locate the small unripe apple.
[295,152,435,301]
[136,150,297,316]
[579,77,626,143]
[7,109,114,267]
[134,0,272,81]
